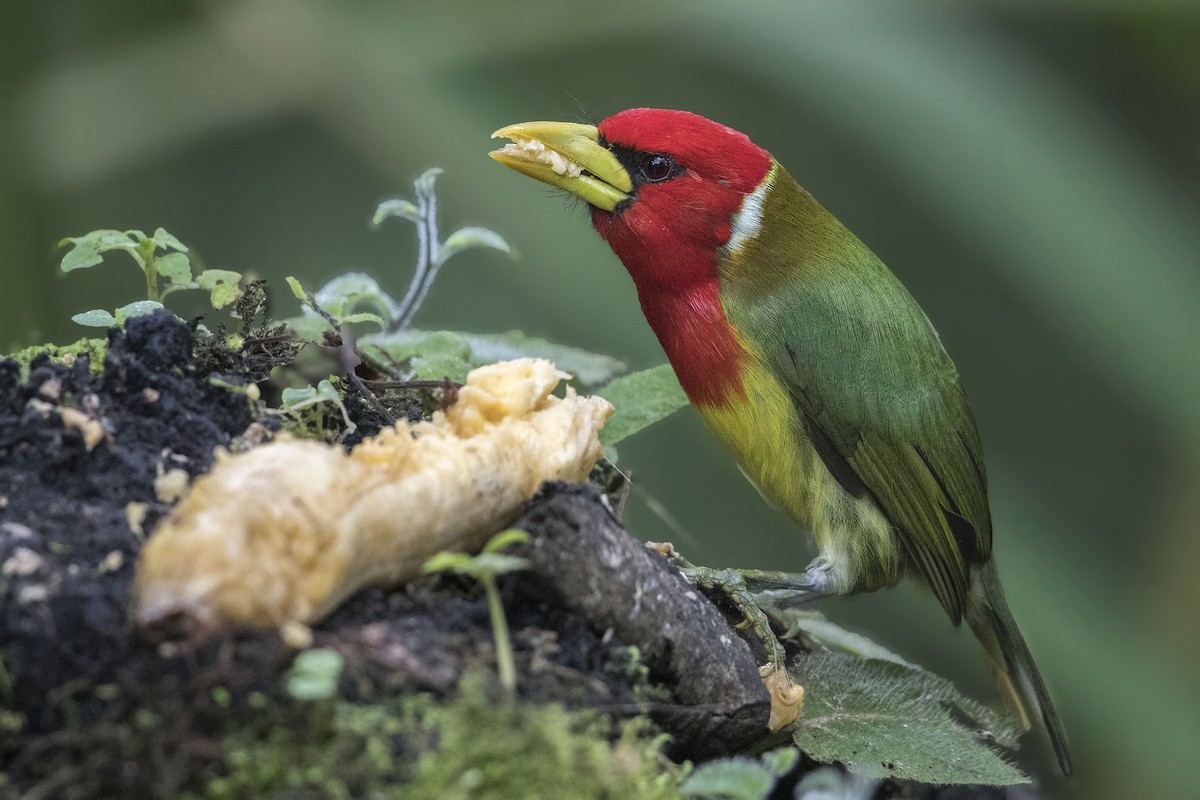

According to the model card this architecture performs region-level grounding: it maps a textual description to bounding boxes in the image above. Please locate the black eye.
[639,153,675,183]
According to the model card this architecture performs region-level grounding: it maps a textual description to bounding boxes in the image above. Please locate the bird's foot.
[648,542,804,730]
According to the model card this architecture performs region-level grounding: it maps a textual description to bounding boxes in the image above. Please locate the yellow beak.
[489,121,633,212]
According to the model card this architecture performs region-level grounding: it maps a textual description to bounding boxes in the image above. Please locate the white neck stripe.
[725,167,774,256]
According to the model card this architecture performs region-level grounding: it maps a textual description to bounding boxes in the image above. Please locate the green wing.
[719,179,992,623]
[771,288,990,624]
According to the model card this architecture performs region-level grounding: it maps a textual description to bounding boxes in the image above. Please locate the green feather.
[717,163,1071,774]
[720,164,989,621]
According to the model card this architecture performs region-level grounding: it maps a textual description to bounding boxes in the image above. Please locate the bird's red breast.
[589,109,773,408]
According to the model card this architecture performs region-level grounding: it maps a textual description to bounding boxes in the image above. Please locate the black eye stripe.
[608,145,684,188]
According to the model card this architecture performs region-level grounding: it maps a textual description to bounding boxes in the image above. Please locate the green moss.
[191,672,680,800]
[5,337,107,377]
[407,673,681,800]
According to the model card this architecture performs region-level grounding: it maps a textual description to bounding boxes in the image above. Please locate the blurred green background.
[2,0,1197,796]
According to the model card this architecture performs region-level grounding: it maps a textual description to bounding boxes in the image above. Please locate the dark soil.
[0,312,670,798]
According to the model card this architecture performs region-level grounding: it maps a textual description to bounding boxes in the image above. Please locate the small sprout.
[424,528,531,694]
[59,227,243,326]
[286,648,344,701]
[375,168,511,331]
[71,300,166,328]
[278,378,356,435]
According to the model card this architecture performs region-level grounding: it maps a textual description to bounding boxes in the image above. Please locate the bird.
[489,107,1071,775]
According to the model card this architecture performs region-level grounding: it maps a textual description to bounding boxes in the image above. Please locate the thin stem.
[390,193,430,331]
[139,240,160,302]
[483,574,517,694]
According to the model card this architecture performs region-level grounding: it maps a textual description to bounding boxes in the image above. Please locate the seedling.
[59,227,242,327]
[423,528,531,694]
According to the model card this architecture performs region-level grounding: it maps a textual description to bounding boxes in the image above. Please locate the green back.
[719,165,991,624]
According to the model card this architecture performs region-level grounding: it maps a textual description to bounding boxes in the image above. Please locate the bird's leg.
[648,543,804,730]
[736,555,842,607]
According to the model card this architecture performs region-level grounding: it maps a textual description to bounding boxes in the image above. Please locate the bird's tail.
[965,560,1073,776]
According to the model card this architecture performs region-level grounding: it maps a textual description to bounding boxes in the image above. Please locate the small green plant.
[59,227,242,327]
[277,378,356,437]
[373,167,511,332]
[288,168,511,339]
[286,648,345,701]
[423,529,531,694]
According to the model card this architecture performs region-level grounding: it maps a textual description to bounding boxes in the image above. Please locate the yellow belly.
[693,352,900,594]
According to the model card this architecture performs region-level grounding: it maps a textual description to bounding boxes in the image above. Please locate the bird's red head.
[592,108,772,292]
[489,108,774,406]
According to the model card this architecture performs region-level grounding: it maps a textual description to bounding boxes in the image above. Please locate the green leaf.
[437,226,511,265]
[315,379,341,403]
[312,272,400,322]
[59,230,139,274]
[758,746,799,776]
[372,198,422,225]
[196,268,242,290]
[460,330,626,387]
[423,552,474,574]
[280,385,319,407]
[470,553,530,576]
[286,276,310,303]
[482,528,531,554]
[150,227,189,252]
[209,283,240,309]
[59,241,104,272]
[680,757,776,799]
[285,648,344,701]
[114,300,165,323]
[360,329,474,383]
[71,309,118,327]
[789,649,1026,785]
[594,364,689,446]
[155,252,193,287]
[283,313,334,341]
[338,311,386,329]
[414,167,443,198]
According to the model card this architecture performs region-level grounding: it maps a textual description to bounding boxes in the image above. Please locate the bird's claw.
[762,665,804,730]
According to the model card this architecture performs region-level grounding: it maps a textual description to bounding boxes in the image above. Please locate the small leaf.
[482,528,530,554]
[759,746,799,776]
[312,272,400,321]
[286,648,343,701]
[280,385,319,407]
[209,283,240,309]
[423,552,474,574]
[315,379,341,403]
[360,329,473,383]
[413,167,444,198]
[372,198,422,225]
[286,276,310,303]
[114,300,165,323]
[150,227,189,252]
[155,252,193,287]
[470,553,530,576]
[195,268,242,289]
[461,330,626,387]
[71,309,118,327]
[437,226,511,265]
[338,311,386,329]
[595,364,689,446]
[59,230,138,273]
[283,314,334,341]
[59,241,104,272]
[680,757,776,799]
